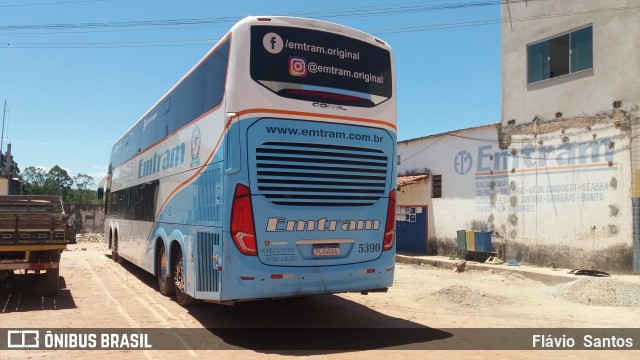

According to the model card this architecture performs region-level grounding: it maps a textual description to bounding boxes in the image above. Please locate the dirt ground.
[1,234,639,359]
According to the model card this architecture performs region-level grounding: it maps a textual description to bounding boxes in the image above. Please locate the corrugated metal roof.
[397,174,428,188]
[398,123,500,144]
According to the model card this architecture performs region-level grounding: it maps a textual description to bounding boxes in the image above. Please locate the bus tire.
[111,232,119,262]
[44,267,59,295]
[157,244,175,296]
[173,247,196,307]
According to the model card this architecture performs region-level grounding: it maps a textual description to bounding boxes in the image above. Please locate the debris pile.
[545,278,640,306]
[433,285,505,308]
[75,233,104,243]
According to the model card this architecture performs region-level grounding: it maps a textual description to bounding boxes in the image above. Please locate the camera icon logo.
[288,57,307,77]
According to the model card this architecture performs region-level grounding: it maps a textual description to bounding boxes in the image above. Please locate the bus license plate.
[313,245,340,257]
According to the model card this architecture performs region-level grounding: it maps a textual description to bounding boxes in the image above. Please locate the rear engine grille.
[255,142,388,206]
[196,231,220,293]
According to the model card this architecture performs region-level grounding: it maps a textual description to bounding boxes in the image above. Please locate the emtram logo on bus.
[138,142,186,179]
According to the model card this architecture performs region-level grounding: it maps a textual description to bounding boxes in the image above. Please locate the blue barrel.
[475,232,493,252]
[456,230,466,251]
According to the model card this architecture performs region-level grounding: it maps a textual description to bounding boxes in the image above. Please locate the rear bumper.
[219,248,396,301]
[0,244,67,251]
[0,244,65,270]
[0,262,59,270]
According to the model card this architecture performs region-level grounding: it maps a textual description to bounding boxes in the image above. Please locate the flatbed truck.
[0,195,76,295]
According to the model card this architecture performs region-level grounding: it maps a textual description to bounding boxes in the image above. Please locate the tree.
[21,166,48,195]
[20,165,99,204]
[0,152,20,177]
[47,166,73,202]
[72,173,98,204]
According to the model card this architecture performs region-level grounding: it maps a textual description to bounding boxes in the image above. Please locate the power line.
[0,16,241,32]
[0,0,545,50]
[1,2,636,48]
[0,0,112,8]
[3,38,218,49]
[401,135,448,163]
[0,23,233,37]
[295,1,502,20]
[0,0,533,32]
[368,18,501,34]
[368,4,640,34]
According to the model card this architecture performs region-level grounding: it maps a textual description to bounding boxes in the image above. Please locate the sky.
[0,0,501,185]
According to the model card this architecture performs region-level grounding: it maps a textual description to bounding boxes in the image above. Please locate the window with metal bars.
[432,174,442,198]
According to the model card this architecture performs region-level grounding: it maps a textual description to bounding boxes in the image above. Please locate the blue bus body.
[103,16,397,304]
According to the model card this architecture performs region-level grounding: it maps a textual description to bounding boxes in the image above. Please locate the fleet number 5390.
[358,243,381,253]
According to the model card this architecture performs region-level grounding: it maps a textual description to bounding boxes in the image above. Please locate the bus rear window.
[250,25,392,107]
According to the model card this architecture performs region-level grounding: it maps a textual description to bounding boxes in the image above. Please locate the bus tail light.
[383,190,396,251]
[231,184,257,256]
[271,274,294,279]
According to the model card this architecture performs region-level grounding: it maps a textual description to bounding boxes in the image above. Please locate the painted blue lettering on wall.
[138,142,186,179]
[477,145,492,172]
[465,139,614,174]
[454,150,473,175]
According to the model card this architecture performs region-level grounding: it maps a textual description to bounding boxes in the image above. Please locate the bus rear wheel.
[112,232,123,264]
[157,244,175,296]
[173,248,195,307]
[112,245,124,264]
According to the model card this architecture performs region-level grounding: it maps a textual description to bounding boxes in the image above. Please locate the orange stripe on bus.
[145,119,230,243]
[145,107,395,243]
[120,101,224,169]
[234,108,397,131]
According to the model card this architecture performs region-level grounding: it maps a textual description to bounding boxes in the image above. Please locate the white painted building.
[397,124,500,254]
[397,0,639,272]
[501,0,639,272]
[398,122,634,272]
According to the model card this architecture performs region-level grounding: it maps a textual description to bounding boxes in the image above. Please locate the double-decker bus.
[100,16,397,305]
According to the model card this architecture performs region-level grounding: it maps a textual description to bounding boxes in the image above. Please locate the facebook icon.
[263,32,283,54]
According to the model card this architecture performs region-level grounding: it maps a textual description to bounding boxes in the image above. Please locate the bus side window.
[203,39,230,112]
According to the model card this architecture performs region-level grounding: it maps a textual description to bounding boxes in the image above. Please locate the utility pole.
[4,143,11,178]
[1,100,6,154]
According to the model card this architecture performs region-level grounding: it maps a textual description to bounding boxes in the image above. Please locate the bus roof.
[113,15,391,147]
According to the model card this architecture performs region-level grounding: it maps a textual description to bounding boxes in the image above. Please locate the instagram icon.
[288,57,307,77]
